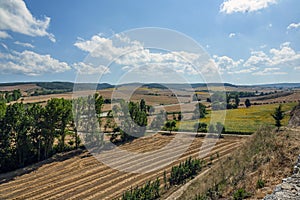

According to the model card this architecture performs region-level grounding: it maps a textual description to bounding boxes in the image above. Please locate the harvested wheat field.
[0,134,245,200]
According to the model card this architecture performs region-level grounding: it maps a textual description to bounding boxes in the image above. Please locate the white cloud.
[220,0,277,14]
[74,34,143,60]
[244,42,300,67]
[0,31,11,39]
[244,51,271,67]
[227,67,257,74]
[73,62,110,75]
[212,42,300,76]
[0,50,71,76]
[14,41,34,48]
[74,34,217,76]
[287,22,300,30]
[213,55,243,70]
[252,67,287,76]
[229,33,236,38]
[0,0,55,41]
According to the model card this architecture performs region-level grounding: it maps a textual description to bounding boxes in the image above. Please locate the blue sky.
[0,0,300,84]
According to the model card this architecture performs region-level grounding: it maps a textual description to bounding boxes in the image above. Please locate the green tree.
[164,120,177,134]
[0,101,6,119]
[216,122,225,137]
[245,99,251,108]
[271,104,284,131]
[193,103,206,119]
[194,122,207,134]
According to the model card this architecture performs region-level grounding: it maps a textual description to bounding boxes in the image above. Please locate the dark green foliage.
[0,89,21,103]
[233,188,251,200]
[193,103,207,119]
[256,179,265,189]
[245,99,251,108]
[112,99,148,142]
[163,120,177,134]
[194,194,208,200]
[271,105,284,131]
[121,178,160,200]
[169,157,203,186]
[194,122,207,133]
[0,97,86,173]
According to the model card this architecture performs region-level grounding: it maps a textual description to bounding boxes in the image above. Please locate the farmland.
[179,102,298,133]
[0,81,300,199]
[0,134,245,200]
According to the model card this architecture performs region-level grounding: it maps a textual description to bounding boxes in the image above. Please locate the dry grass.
[178,126,300,200]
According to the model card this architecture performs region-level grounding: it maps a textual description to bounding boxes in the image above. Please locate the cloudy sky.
[0,0,300,84]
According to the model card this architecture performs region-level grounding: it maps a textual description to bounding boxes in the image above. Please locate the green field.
[178,102,297,133]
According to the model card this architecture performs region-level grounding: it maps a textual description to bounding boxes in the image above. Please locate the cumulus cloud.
[74,34,143,60]
[0,0,55,41]
[212,42,300,76]
[229,33,236,38]
[74,34,216,76]
[14,41,34,48]
[213,55,243,71]
[73,62,110,75]
[287,22,300,30]
[0,31,11,39]
[220,0,278,14]
[0,50,71,76]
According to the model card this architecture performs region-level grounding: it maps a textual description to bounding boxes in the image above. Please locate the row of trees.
[0,93,105,173]
[0,98,75,172]
[169,157,203,186]
[194,122,225,134]
[0,89,22,103]
[110,99,148,143]
[121,178,160,200]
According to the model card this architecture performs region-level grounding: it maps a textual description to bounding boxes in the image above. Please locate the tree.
[271,105,284,131]
[150,110,166,131]
[245,99,251,108]
[216,122,225,137]
[0,101,6,119]
[194,122,207,134]
[193,103,206,119]
[234,94,240,108]
[164,120,176,134]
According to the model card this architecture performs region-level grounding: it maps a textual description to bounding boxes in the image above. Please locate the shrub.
[256,179,265,189]
[233,188,251,200]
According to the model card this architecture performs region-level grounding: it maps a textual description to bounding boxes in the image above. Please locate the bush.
[233,188,251,200]
[256,179,265,189]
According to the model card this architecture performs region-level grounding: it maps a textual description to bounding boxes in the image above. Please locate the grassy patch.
[178,103,296,133]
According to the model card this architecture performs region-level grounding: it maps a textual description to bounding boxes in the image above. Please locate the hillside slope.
[178,126,300,200]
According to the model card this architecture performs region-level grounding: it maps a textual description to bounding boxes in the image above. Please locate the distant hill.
[1,82,300,92]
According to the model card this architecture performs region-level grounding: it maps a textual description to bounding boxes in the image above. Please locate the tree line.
[0,94,105,173]
[0,89,22,103]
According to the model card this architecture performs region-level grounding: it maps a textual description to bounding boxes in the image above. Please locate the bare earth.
[0,134,245,200]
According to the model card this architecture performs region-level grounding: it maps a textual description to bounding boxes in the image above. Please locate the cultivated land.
[0,134,245,200]
[1,82,300,199]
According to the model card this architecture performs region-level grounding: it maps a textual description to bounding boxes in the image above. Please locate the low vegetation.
[179,125,300,200]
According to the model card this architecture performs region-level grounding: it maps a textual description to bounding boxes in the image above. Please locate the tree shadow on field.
[0,149,85,185]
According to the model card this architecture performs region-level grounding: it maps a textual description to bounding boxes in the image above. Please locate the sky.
[0,0,300,85]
